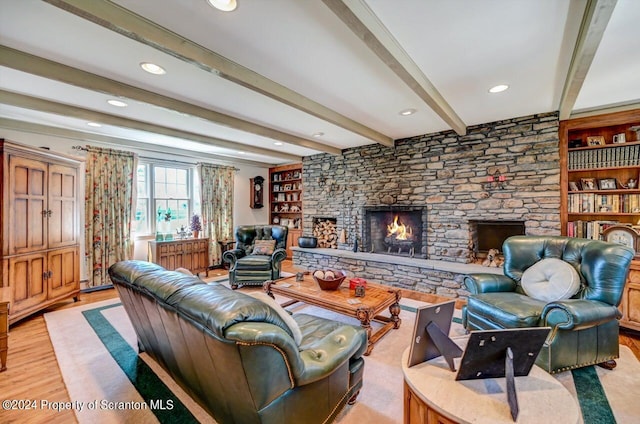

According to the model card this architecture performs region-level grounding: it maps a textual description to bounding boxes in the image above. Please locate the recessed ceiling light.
[312,132,324,138]
[207,0,237,12]
[87,122,102,127]
[237,151,246,155]
[274,141,284,146]
[399,108,416,116]
[140,62,166,75]
[488,84,509,93]
[107,99,128,107]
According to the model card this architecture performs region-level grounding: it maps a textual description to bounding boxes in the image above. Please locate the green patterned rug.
[44,298,640,423]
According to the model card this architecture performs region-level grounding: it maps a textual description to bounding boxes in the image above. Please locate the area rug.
[45,294,640,423]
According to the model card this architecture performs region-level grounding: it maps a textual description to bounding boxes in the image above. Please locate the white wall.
[1,130,271,275]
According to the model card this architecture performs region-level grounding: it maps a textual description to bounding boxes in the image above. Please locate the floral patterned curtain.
[85,146,137,288]
[198,163,234,266]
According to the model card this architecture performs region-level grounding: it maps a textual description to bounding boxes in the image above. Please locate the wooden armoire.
[1,139,81,325]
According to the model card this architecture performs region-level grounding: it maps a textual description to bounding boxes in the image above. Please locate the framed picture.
[586,136,605,146]
[598,178,617,190]
[569,182,579,191]
[580,178,596,190]
[283,183,292,191]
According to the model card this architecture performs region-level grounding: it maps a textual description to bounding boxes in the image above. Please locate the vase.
[193,230,200,239]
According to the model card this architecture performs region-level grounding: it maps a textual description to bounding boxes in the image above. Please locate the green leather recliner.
[109,260,368,424]
[462,235,634,374]
[223,225,288,289]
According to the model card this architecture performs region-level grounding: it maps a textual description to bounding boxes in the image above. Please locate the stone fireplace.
[363,206,427,258]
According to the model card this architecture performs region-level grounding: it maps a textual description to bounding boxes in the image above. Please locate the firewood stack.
[313,219,338,248]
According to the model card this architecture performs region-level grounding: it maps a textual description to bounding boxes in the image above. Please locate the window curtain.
[198,163,234,266]
[85,146,137,288]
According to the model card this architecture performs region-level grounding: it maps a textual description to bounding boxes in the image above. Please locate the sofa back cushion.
[502,236,634,305]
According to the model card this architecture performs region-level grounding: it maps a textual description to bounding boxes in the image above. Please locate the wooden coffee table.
[264,274,401,355]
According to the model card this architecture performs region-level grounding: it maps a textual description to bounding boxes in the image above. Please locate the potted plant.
[190,214,202,238]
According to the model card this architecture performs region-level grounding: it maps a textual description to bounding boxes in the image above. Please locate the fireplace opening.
[364,206,427,258]
[469,220,525,254]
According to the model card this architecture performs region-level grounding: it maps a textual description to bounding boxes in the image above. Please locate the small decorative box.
[349,278,367,290]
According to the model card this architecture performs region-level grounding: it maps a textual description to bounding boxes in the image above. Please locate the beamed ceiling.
[0,0,639,166]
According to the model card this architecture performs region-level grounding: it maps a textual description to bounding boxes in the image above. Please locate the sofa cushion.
[521,258,581,302]
[253,239,276,255]
[249,291,303,345]
[236,255,273,270]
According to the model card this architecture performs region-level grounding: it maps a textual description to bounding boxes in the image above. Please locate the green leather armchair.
[223,225,288,289]
[462,235,634,374]
[109,260,368,424]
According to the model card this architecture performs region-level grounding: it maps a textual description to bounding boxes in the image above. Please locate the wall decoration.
[250,176,264,209]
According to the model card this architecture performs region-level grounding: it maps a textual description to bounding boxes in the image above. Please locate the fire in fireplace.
[363,206,427,258]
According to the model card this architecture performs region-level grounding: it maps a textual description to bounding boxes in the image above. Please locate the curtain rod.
[73,146,238,170]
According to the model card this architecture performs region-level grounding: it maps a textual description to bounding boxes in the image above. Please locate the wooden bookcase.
[559,109,640,330]
[269,163,303,257]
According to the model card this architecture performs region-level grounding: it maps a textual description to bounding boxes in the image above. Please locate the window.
[134,162,198,237]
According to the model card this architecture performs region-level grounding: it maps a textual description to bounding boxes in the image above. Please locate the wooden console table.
[148,238,210,276]
[401,346,579,423]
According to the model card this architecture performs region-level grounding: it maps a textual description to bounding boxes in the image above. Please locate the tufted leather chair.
[109,260,367,424]
[462,235,634,374]
[223,225,288,289]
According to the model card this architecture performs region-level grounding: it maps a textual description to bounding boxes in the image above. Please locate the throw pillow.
[248,291,303,346]
[253,239,276,255]
[520,258,581,302]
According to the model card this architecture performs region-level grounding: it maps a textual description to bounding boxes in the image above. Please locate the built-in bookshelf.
[269,163,303,257]
[560,110,640,239]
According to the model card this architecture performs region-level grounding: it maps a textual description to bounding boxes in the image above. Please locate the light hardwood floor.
[1,261,638,423]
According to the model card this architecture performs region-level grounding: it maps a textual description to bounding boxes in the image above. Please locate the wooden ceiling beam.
[558,0,617,120]
[43,0,393,147]
[0,90,303,163]
[0,46,336,156]
[322,0,467,136]
[0,118,277,167]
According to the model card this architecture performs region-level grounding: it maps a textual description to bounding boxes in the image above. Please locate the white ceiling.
[1,0,639,166]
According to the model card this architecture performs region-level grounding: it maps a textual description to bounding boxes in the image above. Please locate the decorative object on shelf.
[272,216,280,224]
[569,181,579,191]
[628,178,638,189]
[602,225,639,258]
[630,125,640,140]
[598,178,617,190]
[298,236,317,248]
[176,225,191,239]
[569,139,583,148]
[580,177,596,190]
[190,214,202,238]
[485,169,506,190]
[586,136,605,146]
[613,133,626,144]
[250,176,265,209]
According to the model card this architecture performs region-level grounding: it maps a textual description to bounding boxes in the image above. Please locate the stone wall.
[302,112,561,263]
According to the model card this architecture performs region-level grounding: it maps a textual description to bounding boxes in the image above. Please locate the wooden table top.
[268,273,400,315]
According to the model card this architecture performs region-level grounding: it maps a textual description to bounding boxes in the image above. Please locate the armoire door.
[47,247,79,300]
[8,156,48,255]
[48,164,78,249]
[8,253,47,315]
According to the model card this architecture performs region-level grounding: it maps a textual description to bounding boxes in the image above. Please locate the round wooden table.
[401,345,579,424]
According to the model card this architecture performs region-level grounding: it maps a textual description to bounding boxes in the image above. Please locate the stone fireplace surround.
[296,112,561,297]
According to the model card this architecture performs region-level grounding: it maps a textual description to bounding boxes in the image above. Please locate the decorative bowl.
[298,236,318,248]
[312,270,347,290]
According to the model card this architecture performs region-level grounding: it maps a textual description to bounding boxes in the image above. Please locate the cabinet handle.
[47,210,53,217]
[48,270,53,279]
[43,271,48,280]
[41,210,48,217]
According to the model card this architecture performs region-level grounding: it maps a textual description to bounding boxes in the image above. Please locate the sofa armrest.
[271,248,287,264]
[225,321,366,386]
[541,299,620,331]
[223,248,245,266]
[463,273,517,294]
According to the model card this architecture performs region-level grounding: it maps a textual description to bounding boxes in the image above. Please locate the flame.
[387,215,412,240]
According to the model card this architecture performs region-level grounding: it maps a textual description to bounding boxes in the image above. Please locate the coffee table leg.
[263,280,275,299]
[356,307,374,355]
[389,290,402,329]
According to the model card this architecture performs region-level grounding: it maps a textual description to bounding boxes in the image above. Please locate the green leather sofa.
[223,225,288,289]
[109,260,367,424]
[462,235,634,374]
